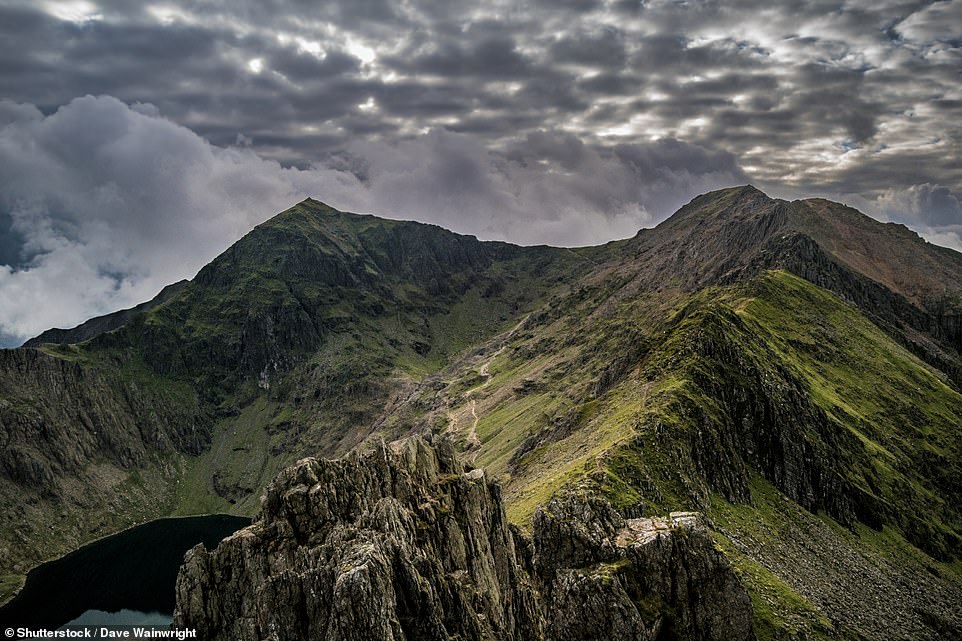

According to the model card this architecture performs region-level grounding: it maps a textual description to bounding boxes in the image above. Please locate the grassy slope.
[149,203,586,515]
[419,269,961,639]
[126,201,579,462]
[740,272,961,553]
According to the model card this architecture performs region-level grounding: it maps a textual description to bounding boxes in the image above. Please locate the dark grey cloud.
[577,73,638,96]
[914,185,962,227]
[2,0,958,181]
[533,0,604,12]
[268,48,360,82]
[875,184,962,228]
[0,210,27,267]
[0,0,960,340]
[815,182,962,252]
[549,27,628,68]
[394,35,534,79]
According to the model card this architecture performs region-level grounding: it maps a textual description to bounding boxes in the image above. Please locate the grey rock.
[175,437,754,641]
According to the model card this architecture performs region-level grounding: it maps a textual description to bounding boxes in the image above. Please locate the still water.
[0,514,249,630]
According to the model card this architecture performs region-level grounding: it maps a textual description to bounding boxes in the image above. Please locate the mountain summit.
[2,187,961,639]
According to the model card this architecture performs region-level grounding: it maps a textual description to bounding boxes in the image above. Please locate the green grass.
[465,266,962,638]
[739,271,962,558]
[573,270,962,558]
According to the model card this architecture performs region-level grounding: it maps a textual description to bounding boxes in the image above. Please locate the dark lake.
[0,514,250,630]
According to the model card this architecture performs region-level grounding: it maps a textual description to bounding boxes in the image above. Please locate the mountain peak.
[251,197,350,238]
[657,185,779,232]
[734,183,766,196]
[727,184,776,208]
[297,196,336,209]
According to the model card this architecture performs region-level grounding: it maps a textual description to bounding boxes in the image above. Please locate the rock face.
[0,347,210,573]
[534,495,754,641]
[174,437,754,641]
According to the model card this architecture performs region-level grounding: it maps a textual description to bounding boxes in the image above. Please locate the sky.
[0,0,960,345]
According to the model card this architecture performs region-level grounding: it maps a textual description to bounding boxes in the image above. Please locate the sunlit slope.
[411,269,961,639]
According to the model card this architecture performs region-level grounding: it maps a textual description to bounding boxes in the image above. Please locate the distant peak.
[694,185,771,203]
[298,197,337,211]
[731,184,771,200]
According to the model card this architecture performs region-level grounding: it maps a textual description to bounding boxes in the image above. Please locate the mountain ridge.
[23,279,190,348]
[2,186,961,639]
[24,186,962,362]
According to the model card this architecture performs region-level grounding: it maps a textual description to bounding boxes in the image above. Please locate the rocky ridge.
[174,436,754,641]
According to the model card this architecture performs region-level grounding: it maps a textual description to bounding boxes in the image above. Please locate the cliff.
[0,347,209,574]
[174,437,754,641]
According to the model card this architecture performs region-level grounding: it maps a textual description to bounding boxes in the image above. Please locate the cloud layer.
[2,0,959,191]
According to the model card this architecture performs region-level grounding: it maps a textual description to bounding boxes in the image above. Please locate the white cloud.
[895,1,962,49]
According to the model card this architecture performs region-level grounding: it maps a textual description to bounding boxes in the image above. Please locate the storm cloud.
[0,0,960,342]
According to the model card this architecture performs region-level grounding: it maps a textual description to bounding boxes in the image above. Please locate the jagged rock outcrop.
[175,437,542,641]
[174,437,754,641]
[533,492,753,641]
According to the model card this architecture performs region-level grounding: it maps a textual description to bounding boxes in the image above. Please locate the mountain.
[2,187,961,640]
[0,198,586,584]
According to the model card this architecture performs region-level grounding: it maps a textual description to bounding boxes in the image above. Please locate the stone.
[175,437,755,641]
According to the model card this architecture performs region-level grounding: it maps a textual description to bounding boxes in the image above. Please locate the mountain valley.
[2,186,961,640]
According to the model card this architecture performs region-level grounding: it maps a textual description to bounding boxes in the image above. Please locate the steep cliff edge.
[174,437,754,641]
